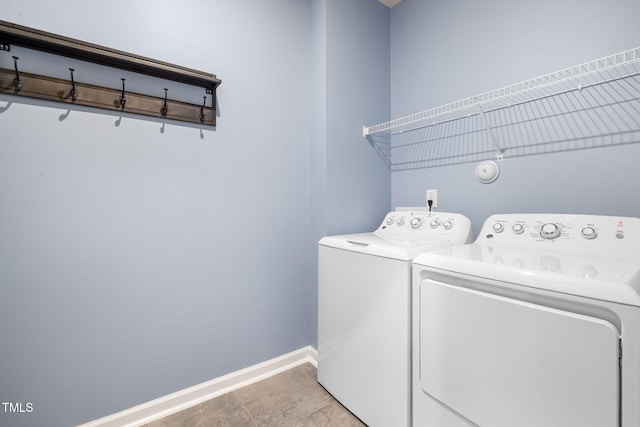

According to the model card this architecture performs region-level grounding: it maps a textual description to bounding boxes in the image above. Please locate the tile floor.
[140,363,367,427]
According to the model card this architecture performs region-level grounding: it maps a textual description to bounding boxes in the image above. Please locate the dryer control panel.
[414,213,640,308]
[480,214,640,253]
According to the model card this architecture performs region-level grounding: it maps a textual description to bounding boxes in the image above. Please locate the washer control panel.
[375,211,473,241]
[479,214,639,249]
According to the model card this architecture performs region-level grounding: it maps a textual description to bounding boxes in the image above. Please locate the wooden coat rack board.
[0,20,221,126]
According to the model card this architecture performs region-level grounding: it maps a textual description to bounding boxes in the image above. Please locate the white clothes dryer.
[318,210,472,427]
[412,214,640,427]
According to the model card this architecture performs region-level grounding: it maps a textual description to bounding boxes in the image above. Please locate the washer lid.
[414,243,640,306]
[319,232,462,261]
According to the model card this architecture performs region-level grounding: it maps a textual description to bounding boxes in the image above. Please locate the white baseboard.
[78,346,318,427]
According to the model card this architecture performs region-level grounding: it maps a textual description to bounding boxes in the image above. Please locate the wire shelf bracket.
[475,102,504,161]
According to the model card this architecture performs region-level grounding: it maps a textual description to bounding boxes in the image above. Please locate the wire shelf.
[364,47,640,170]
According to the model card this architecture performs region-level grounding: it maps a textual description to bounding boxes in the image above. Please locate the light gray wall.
[0,1,391,426]
[390,0,640,236]
[324,0,391,236]
[0,1,313,426]
[309,0,329,351]
[308,0,391,346]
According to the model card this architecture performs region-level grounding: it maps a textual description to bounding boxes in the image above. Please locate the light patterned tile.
[235,364,334,426]
[293,401,367,427]
[148,392,256,427]
[295,362,318,381]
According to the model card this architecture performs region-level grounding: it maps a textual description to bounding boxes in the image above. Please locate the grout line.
[233,390,260,427]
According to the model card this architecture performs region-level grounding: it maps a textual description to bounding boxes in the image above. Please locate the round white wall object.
[475,160,500,184]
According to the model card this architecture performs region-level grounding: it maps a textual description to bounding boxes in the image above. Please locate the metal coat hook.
[119,78,127,109]
[12,56,22,91]
[199,95,207,122]
[161,88,168,116]
[69,68,77,101]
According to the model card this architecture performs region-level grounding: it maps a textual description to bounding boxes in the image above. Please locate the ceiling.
[378,0,402,8]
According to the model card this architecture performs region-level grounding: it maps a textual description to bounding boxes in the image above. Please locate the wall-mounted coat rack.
[0,20,221,126]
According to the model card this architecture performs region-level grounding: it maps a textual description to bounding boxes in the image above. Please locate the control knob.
[396,218,405,226]
[492,223,504,233]
[540,223,561,240]
[410,217,423,229]
[443,220,452,230]
[581,227,597,239]
[386,217,394,225]
[512,224,524,234]
[429,219,439,229]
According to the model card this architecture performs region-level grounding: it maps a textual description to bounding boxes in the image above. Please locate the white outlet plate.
[426,189,438,208]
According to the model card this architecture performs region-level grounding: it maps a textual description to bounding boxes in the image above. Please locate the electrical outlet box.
[426,189,438,208]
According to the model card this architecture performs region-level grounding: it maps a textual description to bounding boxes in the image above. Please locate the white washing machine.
[318,210,473,427]
[412,213,640,427]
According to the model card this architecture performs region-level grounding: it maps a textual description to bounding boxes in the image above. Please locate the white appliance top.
[414,213,640,306]
[319,211,473,261]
